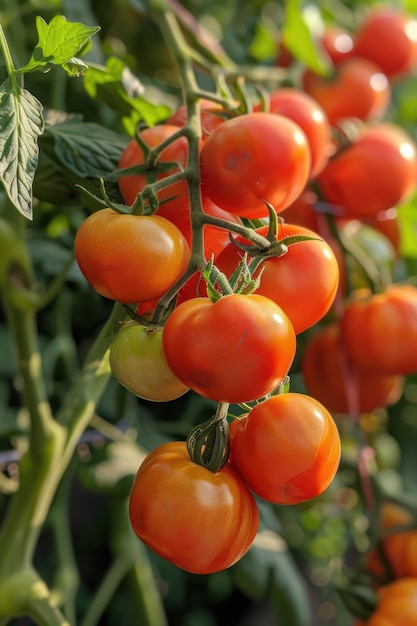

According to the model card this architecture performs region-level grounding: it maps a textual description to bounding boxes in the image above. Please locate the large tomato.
[303,57,390,126]
[317,124,417,218]
[215,223,339,334]
[129,441,259,574]
[74,208,190,303]
[229,393,341,505]
[118,124,194,207]
[340,285,417,375]
[254,88,332,177]
[199,112,311,218]
[353,7,417,79]
[109,323,189,402]
[354,578,417,626]
[301,322,404,414]
[162,294,296,403]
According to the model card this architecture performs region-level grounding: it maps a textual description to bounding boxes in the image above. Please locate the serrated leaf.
[282,0,331,75]
[19,15,100,74]
[42,120,128,178]
[0,77,44,219]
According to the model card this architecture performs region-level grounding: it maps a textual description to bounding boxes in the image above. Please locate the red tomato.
[167,98,229,138]
[353,7,417,79]
[109,323,189,401]
[317,124,417,218]
[301,323,404,414]
[215,223,339,334]
[340,285,417,375]
[321,27,354,64]
[162,294,296,403]
[303,57,390,126]
[229,393,341,505]
[129,441,259,574]
[118,124,195,207]
[353,578,417,626]
[200,112,311,218]
[255,88,332,177]
[74,208,190,303]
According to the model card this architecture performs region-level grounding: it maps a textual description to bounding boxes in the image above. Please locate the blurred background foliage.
[0,0,416,625]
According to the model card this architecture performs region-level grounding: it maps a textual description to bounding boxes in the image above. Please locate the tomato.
[128,441,259,574]
[353,8,417,79]
[167,98,229,138]
[354,578,417,626]
[321,26,354,64]
[229,393,341,505]
[317,124,417,218]
[303,57,390,126]
[118,124,195,207]
[109,323,189,401]
[200,112,311,218]
[162,294,296,403]
[340,285,417,376]
[215,223,339,334]
[367,502,417,582]
[74,208,190,303]
[301,323,404,414]
[255,88,332,177]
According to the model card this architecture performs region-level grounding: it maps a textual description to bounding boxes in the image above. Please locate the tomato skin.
[109,323,189,402]
[367,503,417,581]
[118,124,193,207]
[340,285,417,376]
[354,578,417,626]
[303,57,390,126]
[162,294,296,403]
[317,124,417,218]
[255,88,332,177]
[74,208,190,303]
[200,112,311,218]
[229,393,341,505]
[321,27,354,64]
[128,441,259,574]
[301,323,404,414]
[215,223,339,334]
[353,8,417,79]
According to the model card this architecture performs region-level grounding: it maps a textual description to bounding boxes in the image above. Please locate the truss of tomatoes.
[73,108,347,575]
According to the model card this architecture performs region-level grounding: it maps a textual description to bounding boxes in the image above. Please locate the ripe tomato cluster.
[73,3,417,582]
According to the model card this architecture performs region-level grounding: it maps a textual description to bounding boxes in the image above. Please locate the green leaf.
[282,0,331,75]
[397,197,417,259]
[83,56,171,127]
[41,119,128,178]
[18,15,100,75]
[0,77,44,220]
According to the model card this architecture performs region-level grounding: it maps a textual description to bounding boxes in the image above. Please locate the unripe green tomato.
[110,323,189,402]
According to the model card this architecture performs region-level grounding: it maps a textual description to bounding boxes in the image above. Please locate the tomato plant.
[229,393,341,505]
[199,112,311,218]
[215,223,339,334]
[317,124,417,218]
[162,294,296,403]
[301,322,404,414]
[118,124,193,207]
[340,285,417,376]
[128,441,259,574]
[167,98,229,138]
[109,323,189,401]
[353,7,417,79]
[303,57,391,126]
[74,208,191,303]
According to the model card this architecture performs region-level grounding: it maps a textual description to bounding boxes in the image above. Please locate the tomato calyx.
[186,402,230,472]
